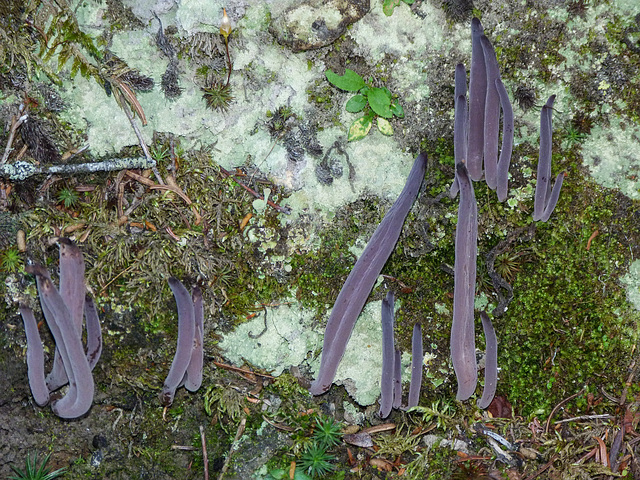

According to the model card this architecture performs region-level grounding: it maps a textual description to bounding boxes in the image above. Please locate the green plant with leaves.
[407,399,456,430]
[1,247,21,272]
[150,144,170,163]
[9,452,67,480]
[382,0,416,16]
[56,187,79,208]
[297,443,335,478]
[325,68,404,141]
[312,416,342,449]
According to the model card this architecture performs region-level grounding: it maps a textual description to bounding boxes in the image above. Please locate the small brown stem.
[218,166,290,214]
[217,416,246,480]
[119,99,165,185]
[1,113,28,164]
[224,37,232,87]
[544,387,586,434]
[200,425,209,480]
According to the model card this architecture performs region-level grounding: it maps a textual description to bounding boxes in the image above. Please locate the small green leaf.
[382,0,400,16]
[348,115,373,141]
[377,117,394,136]
[293,470,313,480]
[267,468,287,480]
[367,87,393,118]
[391,100,404,118]
[345,94,367,113]
[325,68,365,92]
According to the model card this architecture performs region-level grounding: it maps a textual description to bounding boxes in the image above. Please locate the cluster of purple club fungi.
[21,239,203,418]
[310,18,563,414]
[19,18,564,420]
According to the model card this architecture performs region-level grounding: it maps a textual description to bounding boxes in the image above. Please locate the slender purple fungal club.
[161,278,205,406]
[451,162,478,401]
[477,312,498,409]
[310,153,427,395]
[392,348,402,409]
[47,238,87,392]
[467,18,487,181]
[20,305,49,407]
[450,63,468,198]
[481,35,501,191]
[407,323,423,408]
[533,95,564,222]
[379,291,395,418]
[185,287,204,392]
[30,266,95,419]
[495,79,514,202]
[21,239,100,419]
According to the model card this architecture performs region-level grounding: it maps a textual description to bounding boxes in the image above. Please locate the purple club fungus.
[451,162,478,401]
[84,295,103,370]
[160,278,204,406]
[495,79,514,202]
[46,238,88,391]
[379,291,395,418]
[20,305,49,407]
[20,240,100,418]
[450,20,514,203]
[533,95,565,222]
[309,153,427,395]
[407,323,423,408]
[477,312,498,409]
[481,35,501,190]
[450,64,468,198]
[467,18,487,181]
[185,287,204,392]
[392,348,402,409]
[27,263,95,419]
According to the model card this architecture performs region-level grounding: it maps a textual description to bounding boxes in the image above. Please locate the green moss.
[290,196,384,312]
[500,187,640,415]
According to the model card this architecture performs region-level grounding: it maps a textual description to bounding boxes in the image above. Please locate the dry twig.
[217,416,246,480]
[200,425,209,480]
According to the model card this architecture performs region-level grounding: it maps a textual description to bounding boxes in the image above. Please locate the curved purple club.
[379,292,395,419]
[451,162,478,401]
[310,153,427,395]
[21,240,101,419]
[160,278,205,406]
[533,95,565,222]
[477,312,498,409]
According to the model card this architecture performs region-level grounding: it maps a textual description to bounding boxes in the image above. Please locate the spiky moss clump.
[9,451,66,480]
[297,443,335,478]
[202,81,234,112]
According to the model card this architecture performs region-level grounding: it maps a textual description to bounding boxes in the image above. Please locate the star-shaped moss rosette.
[325,68,404,141]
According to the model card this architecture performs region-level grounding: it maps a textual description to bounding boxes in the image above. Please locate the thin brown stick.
[217,416,246,480]
[211,360,275,379]
[362,423,397,434]
[523,453,558,480]
[261,414,294,432]
[118,97,164,185]
[554,414,613,424]
[1,113,28,164]
[545,388,586,434]
[218,166,290,214]
[124,170,202,224]
[200,425,209,480]
[619,353,640,405]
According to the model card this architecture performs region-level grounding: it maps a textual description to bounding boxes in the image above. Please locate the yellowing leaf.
[377,117,394,136]
[348,116,373,141]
